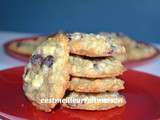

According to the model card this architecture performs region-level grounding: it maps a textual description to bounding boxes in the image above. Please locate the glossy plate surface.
[3,37,160,67]
[0,66,160,120]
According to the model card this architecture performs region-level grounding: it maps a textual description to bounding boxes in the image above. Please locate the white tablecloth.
[0,31,160,76]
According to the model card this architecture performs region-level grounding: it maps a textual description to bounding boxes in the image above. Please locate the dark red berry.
[107,49,114,54]
[116,32,124,37]
[93,63,98,69]
[31,54,43,65]
[66,33,72,40]
[16,42,22,47]
[42,55,55,67]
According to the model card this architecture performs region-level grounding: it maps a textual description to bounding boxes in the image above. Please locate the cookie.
[62,92,126,110]
[126,43,157,61]
[118,34,157,61]
[8,36,46,55]
[69,55,126,78]
[23,33,70,112]
[67,32,126,57]
[101,32,158,61]
[69,77,124,93]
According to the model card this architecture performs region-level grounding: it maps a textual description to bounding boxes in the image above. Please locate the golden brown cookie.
[8,36,46,55]
[23,33,70,112]
[126,43,157,61]
[67,32,126,57]
[116,33,157,61]
[101,32,158,61]
[69,77,124,93]
[62,92,126,110]
[69,55,126,78]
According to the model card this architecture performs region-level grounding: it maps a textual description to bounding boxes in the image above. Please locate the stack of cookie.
[63,32,126,110]
[23,32,126,112]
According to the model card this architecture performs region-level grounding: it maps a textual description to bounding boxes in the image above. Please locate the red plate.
[3,37,160,68]
[0,66,160,120]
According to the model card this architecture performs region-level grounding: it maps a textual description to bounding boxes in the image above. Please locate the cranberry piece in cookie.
[42,55,55,67]
[31,54,43,65]
[66,33,72,40]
